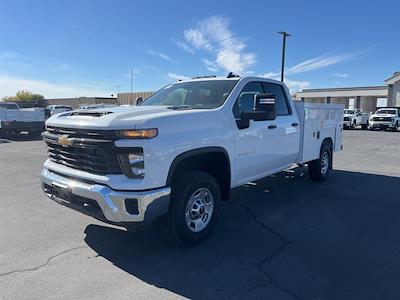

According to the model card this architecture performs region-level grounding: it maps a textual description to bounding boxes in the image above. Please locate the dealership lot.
[0,130,399,300]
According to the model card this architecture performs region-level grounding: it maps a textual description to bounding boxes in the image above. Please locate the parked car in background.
[46,105,73,116]
[0,102,45,137]
[368,107,400,131]
[343,109,369,130]
[41,75,343,245]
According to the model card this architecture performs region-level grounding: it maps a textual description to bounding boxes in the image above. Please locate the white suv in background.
[343,109,369,130]
[368,107,400,131]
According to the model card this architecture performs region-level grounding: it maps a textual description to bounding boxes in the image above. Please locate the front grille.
[43,126,122,175]
[373,117,391,122]
[343,117,350,121]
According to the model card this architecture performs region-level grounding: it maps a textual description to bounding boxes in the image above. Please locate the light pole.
[278,31,291,82]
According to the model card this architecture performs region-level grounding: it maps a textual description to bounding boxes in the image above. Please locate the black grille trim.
[43,127,123,175]
[373,117,392,122]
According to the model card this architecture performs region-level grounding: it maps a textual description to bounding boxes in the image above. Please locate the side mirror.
[241,93,277,121]
[136,97,143,105]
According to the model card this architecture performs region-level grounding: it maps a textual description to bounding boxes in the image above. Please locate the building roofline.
[300,86,388,93]
[385,72,400,84]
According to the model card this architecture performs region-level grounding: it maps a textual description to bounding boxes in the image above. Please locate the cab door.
[261,82,300,167]
[233,81,300,185]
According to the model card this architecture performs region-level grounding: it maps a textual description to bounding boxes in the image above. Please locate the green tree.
[2,90,44,102]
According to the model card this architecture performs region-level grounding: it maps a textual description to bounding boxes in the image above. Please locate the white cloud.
[332,73,349,78]
[167,73,190,81]
[260,72,280,79]
[284,79,311,93]
[0,75,109,98]
[183,16,255,74]
[287,53,358,75]
[146,49,172,61]
[173,40,195,54]
[184,29,213,51]
[260,72,310,93]
[202,58,219,72]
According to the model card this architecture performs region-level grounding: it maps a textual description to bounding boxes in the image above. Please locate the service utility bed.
[294,102,344,164]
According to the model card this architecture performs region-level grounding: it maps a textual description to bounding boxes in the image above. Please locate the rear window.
[0,103,18,109]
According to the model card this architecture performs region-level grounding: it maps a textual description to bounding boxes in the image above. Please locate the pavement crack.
[0,245,87,278]
[233,189,302,300]
[0,231,122,278]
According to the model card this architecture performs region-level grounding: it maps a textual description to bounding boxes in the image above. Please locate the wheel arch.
[166,147,232,201]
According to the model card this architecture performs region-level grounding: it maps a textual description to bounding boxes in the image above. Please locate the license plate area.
[50,183,72,202]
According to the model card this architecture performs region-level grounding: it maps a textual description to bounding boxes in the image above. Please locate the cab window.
[233,82,264,118]
[262,82,291,115]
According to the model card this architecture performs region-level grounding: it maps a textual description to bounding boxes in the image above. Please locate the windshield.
[376,109,396,115]
[0,103,18,109]
[141,80,239,109]
[344,110,355,114]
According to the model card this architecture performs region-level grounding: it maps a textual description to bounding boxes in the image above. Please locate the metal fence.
[117,92,154,105]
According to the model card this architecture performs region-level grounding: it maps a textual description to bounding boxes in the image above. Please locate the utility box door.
[295,102,344,163]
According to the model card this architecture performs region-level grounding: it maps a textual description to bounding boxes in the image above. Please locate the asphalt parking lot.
[1,130,399,300]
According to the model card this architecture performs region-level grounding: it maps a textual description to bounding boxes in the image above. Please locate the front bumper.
[342,121,351,127]
[368,122,394,129]
[41,169,171,226]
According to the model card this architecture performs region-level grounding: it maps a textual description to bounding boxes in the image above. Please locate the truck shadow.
[84,168,400,299]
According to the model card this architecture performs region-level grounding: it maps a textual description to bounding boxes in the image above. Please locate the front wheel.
[392,122,398,132]
[308,142,332,181]
[162,171,220,246]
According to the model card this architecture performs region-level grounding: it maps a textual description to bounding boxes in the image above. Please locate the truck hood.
[45,105,209,129]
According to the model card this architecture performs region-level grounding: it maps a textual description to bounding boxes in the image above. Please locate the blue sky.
[0,0,399,98]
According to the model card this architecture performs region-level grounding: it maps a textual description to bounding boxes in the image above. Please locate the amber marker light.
[117,128,158,139]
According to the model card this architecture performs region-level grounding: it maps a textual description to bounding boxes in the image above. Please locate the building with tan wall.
[295,71,400,112]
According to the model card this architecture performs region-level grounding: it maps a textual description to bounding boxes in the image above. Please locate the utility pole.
[278,31,291,82]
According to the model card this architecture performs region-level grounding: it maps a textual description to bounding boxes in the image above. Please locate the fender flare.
[166,146,231,188]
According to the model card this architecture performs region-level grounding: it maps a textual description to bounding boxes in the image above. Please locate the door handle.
[267,125,277,129]
[291,122,299,127]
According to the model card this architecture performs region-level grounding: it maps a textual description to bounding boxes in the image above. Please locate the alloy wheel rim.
[321,151,329,175]
[185,188,214,233]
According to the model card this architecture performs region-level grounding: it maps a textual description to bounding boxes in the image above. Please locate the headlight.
[117,128,158,139]
[117,148,145,178]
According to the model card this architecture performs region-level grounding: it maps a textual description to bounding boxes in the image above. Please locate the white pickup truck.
[0,102,45,137]
[368,107,400,131]
[342,109,369,130]
[41,75,343,245]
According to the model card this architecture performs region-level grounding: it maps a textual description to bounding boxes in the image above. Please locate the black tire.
[308,141,332,182]
[392,122,398,132]
[361,124,368,130]
[162,171,220,246]
[351,121,356,130]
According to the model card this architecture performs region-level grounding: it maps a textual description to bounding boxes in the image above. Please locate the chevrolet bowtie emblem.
[58,134,73,146]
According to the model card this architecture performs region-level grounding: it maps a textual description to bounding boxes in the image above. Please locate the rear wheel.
[308,142,332,181]
[162,171,220,246]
